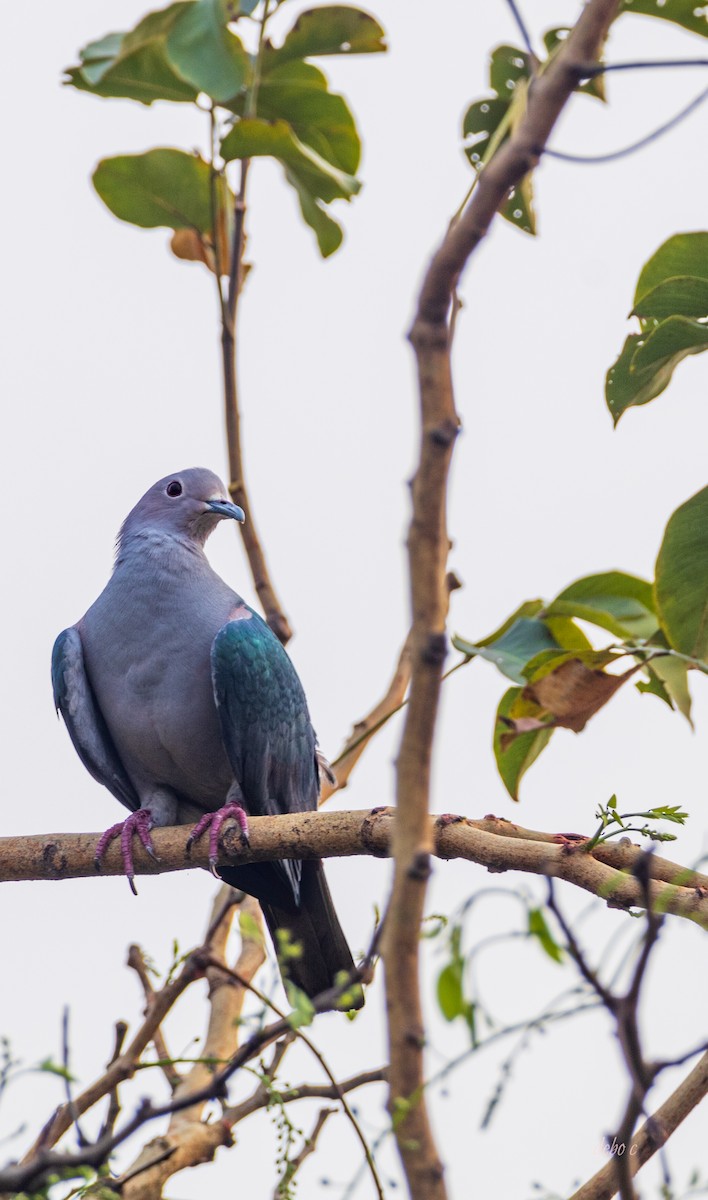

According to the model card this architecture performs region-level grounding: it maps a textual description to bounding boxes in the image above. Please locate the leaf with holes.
[606,318,708,423]
[655,485,708,660]
[275,5,387,61]
[543,27,606,100]
[621,0,708,39]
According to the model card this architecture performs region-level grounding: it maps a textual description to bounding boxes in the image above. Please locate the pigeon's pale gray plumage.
[52,468,358,1002]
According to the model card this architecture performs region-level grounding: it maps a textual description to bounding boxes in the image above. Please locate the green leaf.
[545,571,657,640]
[608,316,708,422]
[655,485,708,660]
[436,961,465,1021]
[37,1058,77,1083]
[231,59,361,173]
[621,0,708,39]
[221,117,359,202]
[635,233,708,304]
[166,0,250,102]
[93,149,216,232]
[454,617,562,685]
[276,6,387,61]
[633,276,708,320]
[488,44,531,99]
[65,4,199,105]
[631,314,708,372]
[462,96,510,168]
[286,170,344,256]
[605,332,680,422]
[285,982,316,1029]
[644,645,693,724]
[527,908,564,964]
[493,688,554,801]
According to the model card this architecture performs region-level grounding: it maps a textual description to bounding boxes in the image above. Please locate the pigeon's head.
[118,468,245,551]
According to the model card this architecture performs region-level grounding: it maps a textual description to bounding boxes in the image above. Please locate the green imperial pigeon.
[52,468,359,1003]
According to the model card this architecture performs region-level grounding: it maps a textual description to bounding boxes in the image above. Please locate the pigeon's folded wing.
[52,627,139,812]
[211,612,320,905]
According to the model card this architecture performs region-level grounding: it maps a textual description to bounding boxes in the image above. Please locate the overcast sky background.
[2,2,708,1197]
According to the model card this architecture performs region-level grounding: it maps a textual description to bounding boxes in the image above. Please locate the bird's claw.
[187,803,250,874]
[94,809,157,894]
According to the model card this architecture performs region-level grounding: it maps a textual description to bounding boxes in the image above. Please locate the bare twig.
[119,889,265,1199]
[2,967,371,1195]
[273,1106,337,1199]
[203,957,385,1200]
[127,945,182,1093]
[322,632,413,804]
[216,3,291,645]
[570,1050,708,1200]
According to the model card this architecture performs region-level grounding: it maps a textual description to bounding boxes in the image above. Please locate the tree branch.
[2,812,706,927]
[570,1050,708,1200]
[383,3,621,1193]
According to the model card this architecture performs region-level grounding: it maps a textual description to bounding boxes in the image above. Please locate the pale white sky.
[2,2,708,1197]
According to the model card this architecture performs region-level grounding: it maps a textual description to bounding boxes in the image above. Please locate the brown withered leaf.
[170,227,212,268]
[169,201,233,276]
[522,657,642,733]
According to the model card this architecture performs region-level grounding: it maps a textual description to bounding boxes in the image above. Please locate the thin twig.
[205,956,385,1200]
[272,1106,337,1199]
[547,83,708,163]
[127,945,182,1093]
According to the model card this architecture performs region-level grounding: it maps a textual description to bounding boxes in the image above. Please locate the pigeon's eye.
[166,481,183,498]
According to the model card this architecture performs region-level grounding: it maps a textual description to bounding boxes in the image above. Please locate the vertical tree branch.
[381,3,621,1196]
[217,0,292,644]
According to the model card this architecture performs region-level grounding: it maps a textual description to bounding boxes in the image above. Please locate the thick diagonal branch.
[383,3,622,1196]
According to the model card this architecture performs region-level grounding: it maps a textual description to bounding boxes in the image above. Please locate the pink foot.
[94,809,157,896]
[187,804,250,876]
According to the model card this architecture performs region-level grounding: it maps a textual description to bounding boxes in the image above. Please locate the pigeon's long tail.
[260,860,363,1008]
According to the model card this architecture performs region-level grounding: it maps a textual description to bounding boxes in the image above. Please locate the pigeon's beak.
[207,499,246,523]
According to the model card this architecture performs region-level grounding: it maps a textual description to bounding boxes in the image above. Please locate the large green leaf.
[545,571,657,640]
[634,233,708,304]
[230,60,361,173]
[621,0,708,38]
[494,688,554,801]
[65,4,199,105]
[655,486,708,659]
[275,6,387,61]
[631,315,708,372]
[93,149,215,232]
[166,0,250,102]
[220,117,360,202]
[454,618,562,685]
[633,276,708,320]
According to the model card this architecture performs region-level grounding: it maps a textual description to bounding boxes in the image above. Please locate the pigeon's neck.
[115,528,208,574]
